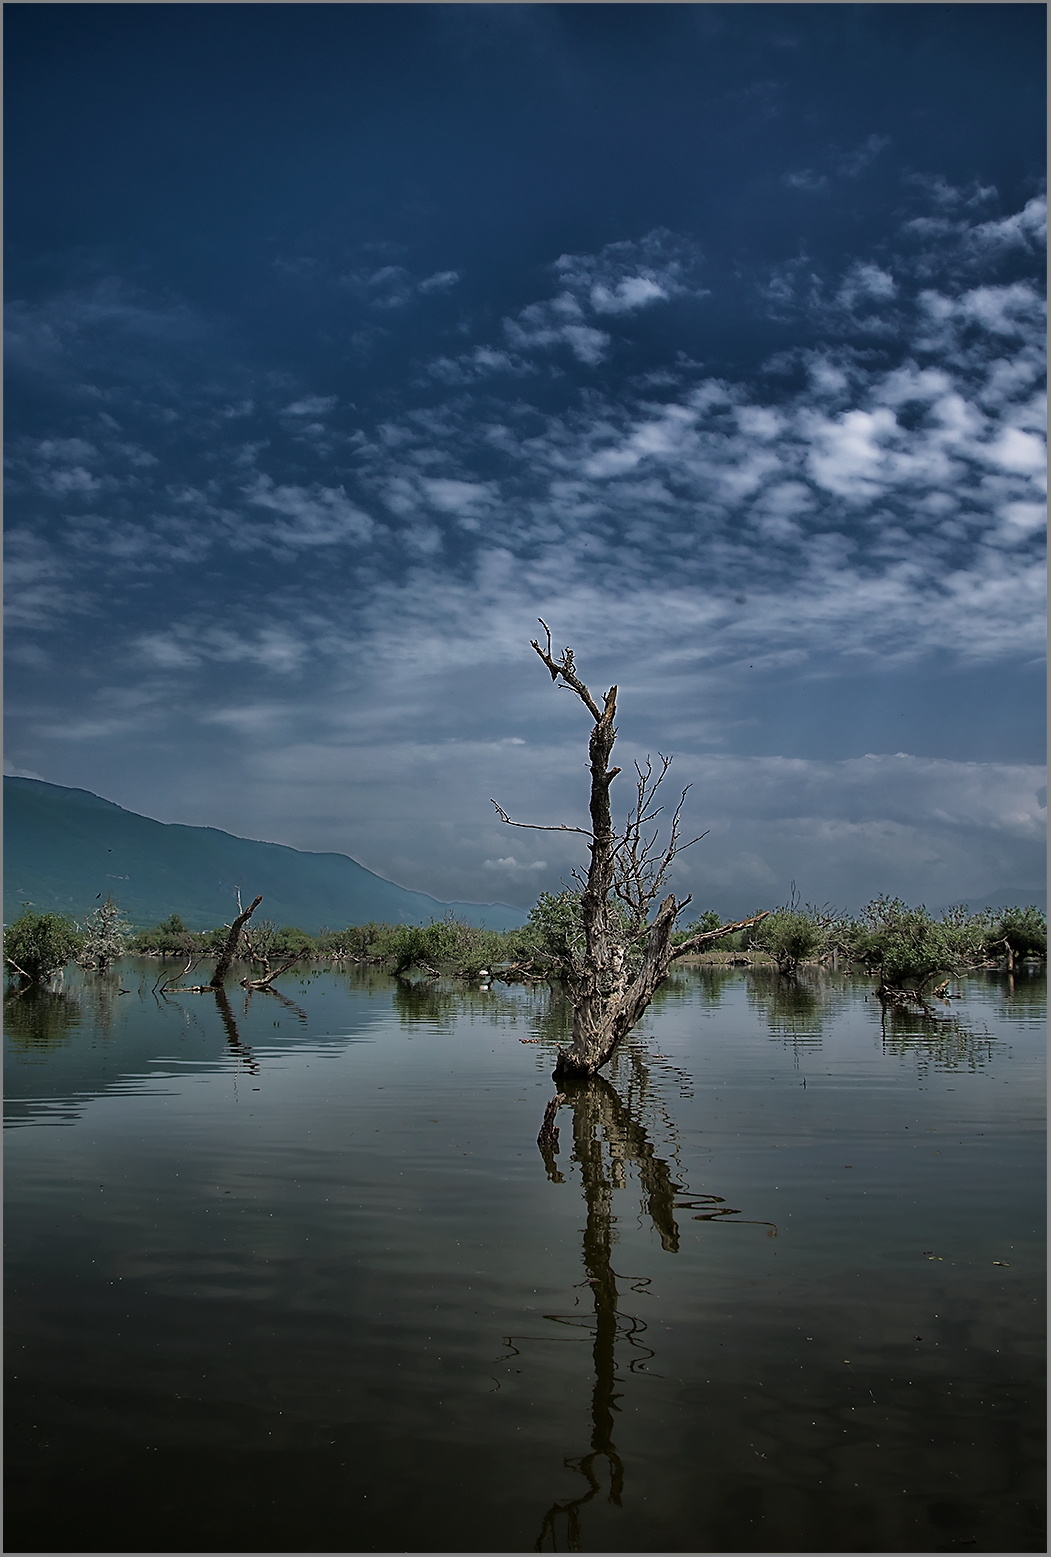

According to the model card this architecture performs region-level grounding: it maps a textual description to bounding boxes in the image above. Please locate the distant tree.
[4,910,83,985]
[749,891,835,975]
[845,897,986,1002]
[132,913,196,956]
[273,926,317,959]
[493,624,768,1077]
[79,896,132,972]
[523,890,588,971]
[679,909,724,939]
[984,905,1046,963]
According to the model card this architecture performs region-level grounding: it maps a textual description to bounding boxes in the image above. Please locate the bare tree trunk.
[562,676,628,1078]
[502,625,767,1081]
[209,895,262,988]
[555,899,767,1078]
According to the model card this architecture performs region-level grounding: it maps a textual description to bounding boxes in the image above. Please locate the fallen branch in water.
[241,955,302,991]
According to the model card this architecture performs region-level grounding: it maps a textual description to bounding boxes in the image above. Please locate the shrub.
[383,917,504,978]
[673,909,724,947]
[845,897,985,995]
[750,907,826,975]
[272,925,316,960]
[519,890,588,974]
[133,913,196,956]
[4,910,83,984]
[984,905,1046,959]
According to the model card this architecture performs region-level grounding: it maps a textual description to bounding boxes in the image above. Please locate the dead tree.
[239,917,302,990]
[209,895,263,988]
[494,624,767,1079]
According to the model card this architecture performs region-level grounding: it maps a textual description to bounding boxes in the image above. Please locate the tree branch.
[669,911,770,961]
[491,800,593,836]
[241,954,302,991]
[531,618,608,723]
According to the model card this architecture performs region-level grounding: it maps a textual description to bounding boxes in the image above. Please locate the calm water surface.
[4,961,1045,1552]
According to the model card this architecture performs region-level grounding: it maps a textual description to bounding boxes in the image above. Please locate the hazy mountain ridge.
[3,777,526,932]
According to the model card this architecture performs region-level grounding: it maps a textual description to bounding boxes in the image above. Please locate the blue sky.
[5,3,1046,917]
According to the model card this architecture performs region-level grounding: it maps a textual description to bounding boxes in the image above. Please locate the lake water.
[4,961,1045,1553]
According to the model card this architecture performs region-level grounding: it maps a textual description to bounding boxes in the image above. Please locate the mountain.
[3,777,527,932]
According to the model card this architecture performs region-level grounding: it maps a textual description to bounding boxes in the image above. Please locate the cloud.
[497,230,704,366]
[835,262,896,309]
[971,196,1047,252]
[783,169,828,192]
[922,281,1046,341]
[137,624,310,674]
[417,269,461,294]
[243,477,375,549]
[835,133,890,178]
[783,133,889,192]
[336,263,463,310]
[4,277,206,377]
[8,201,1043,686]
[2,528,86,630]
[5,192,1043,912]
[282,395,338,416]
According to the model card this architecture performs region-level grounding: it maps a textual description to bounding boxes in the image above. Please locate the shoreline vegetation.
[5,891,1046,1015]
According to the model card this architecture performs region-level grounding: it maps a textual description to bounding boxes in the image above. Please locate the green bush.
[383,917,505,978]
[520,891,587,972]
[272,926,317,960]
[672,909,724,947]
[133,913,196,955]
[750,907,826,974]
[845,897,986,994]
[984,905,1046,959]
[4,910,83,984]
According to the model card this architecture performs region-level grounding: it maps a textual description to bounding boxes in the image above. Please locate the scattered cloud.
[282,395,338,417]
[497,230,705,366]
[5,186,1044,907]
[137,623,310,674]
[337,263,462,310]
[783,132,889,192]
[243,477,375,549]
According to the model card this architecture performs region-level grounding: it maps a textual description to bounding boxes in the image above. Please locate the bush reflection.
[4,984,82,1054]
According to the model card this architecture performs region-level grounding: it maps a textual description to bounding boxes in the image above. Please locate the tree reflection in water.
[210,986,260,1074]
[3,982,82,1054]
[745,967,838,1049]
[531,1067,774,1552]
[878,997,997,1076]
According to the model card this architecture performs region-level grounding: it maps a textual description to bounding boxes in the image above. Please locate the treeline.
[686,896,1047,996]
[132,899,573,979]
[3,890,1046,997]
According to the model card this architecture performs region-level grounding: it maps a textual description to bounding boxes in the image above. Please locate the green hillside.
[3,777,526,933]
